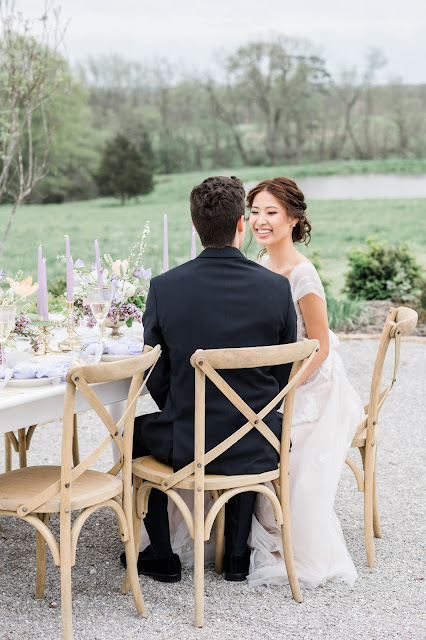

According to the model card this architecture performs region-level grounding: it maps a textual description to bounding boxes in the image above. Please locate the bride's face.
[249,191,295,246]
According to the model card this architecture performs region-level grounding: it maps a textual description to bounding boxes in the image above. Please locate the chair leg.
[363,446,377,568]
[4,433,12,472]
[123,534,146,616]
[35,514,50,599]
[194,489,205,628]
[60,513,73,640]
[121,476,142,595]
[281,519,302,602]
[214,504,225,574]
[372,453,382,539]
[279,476,302,602]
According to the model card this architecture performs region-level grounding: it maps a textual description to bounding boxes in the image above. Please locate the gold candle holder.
[58,301,82,352]
[31,325,52,356]
[40,325,52,354]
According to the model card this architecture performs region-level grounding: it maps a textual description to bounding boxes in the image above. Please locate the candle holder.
[40,325,53,354]
[58,301,82,352]
[31,325,53,356]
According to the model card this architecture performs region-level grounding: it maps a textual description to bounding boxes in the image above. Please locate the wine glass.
[86,285,113,344]
[0,305,16,368]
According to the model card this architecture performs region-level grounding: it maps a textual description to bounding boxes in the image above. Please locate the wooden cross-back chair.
[123,339,319,628]
[0,345,161,640]
[346,306,418,568]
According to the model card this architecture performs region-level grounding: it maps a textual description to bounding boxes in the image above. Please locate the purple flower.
[141,266,151,280]
[74,258,85,268]
[0,267,6,280]
[133,266,151,279]
[113,290,124,304]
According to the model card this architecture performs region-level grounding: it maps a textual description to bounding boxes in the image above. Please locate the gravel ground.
[0,339,425,640]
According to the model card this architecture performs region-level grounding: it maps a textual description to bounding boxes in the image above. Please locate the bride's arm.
[297,292,329,385]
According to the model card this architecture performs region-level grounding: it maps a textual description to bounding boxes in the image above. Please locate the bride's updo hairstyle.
[246,177,312,246]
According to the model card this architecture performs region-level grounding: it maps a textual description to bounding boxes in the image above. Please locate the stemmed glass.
[0,305,16,368]
[86,285,113,344]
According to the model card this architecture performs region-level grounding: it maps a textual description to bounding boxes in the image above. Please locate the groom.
[128,175,297,582]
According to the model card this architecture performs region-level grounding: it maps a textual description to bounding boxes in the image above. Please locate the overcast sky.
[14,0,426,84]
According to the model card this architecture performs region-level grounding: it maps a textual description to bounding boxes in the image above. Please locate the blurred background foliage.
[2,36,424,204]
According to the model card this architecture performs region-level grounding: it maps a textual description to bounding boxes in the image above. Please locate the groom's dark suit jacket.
[141,246,297,475]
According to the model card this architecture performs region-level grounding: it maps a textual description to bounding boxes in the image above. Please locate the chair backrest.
[161,340,319,490]
[17,345,161,517]
[353,306,418,444]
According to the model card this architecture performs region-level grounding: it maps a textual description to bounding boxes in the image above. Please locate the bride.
[246,176,364,587]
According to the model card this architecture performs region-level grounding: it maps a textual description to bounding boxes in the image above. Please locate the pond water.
[244,174,426,200]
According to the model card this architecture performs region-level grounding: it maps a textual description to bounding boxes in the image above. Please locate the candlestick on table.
[191,227,196,260]
[64,235,74,303]
[163,214,169,273]
[41,258,49,319]
[95,239,103,285]
[58,301,82,353]
[37,246,44,316]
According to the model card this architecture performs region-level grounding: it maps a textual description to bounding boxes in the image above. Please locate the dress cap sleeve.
[290,262,326,303]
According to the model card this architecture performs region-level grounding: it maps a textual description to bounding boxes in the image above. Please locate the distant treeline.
[27,38,426,203]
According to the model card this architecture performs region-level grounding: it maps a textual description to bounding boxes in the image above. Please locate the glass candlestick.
[41,325,52,354]
[58,301,82,352]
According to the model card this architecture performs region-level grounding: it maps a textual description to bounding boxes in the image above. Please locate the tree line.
[1,3,426,211]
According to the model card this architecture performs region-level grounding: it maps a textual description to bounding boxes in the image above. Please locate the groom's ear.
[237,215,245,232]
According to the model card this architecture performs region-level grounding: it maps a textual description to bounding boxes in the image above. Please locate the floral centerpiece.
[70,222,151,333]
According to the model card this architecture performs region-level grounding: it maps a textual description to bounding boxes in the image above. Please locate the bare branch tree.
[0,0,68,256]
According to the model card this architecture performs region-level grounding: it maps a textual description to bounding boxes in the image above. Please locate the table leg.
[4,433,12,472]
[18,428,27,468]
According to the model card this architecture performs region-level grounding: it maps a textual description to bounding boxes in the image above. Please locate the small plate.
[7,376,61,387]
[101,354,139,362]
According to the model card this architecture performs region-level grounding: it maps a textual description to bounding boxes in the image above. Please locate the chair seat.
[351,427,367,448]
[0,466,123,513]
[351,425,380,449]
[132,455,280,490]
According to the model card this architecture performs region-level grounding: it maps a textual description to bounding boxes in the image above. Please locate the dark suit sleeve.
[270,279,297,390]
[142,280,170,410]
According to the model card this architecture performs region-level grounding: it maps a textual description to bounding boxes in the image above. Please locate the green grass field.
[1,161,425,299]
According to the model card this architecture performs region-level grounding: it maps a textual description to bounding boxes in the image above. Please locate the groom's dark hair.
[190,175,245,248]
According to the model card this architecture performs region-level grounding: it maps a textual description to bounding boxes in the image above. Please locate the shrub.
[417,277,426,316]
[344,238,422,301]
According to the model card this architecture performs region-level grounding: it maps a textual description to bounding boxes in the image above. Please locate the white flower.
[122,281,136,299]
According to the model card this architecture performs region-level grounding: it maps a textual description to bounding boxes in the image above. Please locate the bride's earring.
[293,223,297,227]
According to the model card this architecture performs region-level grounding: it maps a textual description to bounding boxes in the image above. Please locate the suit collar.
[198,247,246,259]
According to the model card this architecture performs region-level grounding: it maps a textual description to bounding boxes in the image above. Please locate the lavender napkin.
[7,361,71,381]
[105,337,142,355]
[82,337,142,360]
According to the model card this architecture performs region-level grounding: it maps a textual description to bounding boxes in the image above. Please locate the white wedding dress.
[138,260,364,587]
[247,260,364,587]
